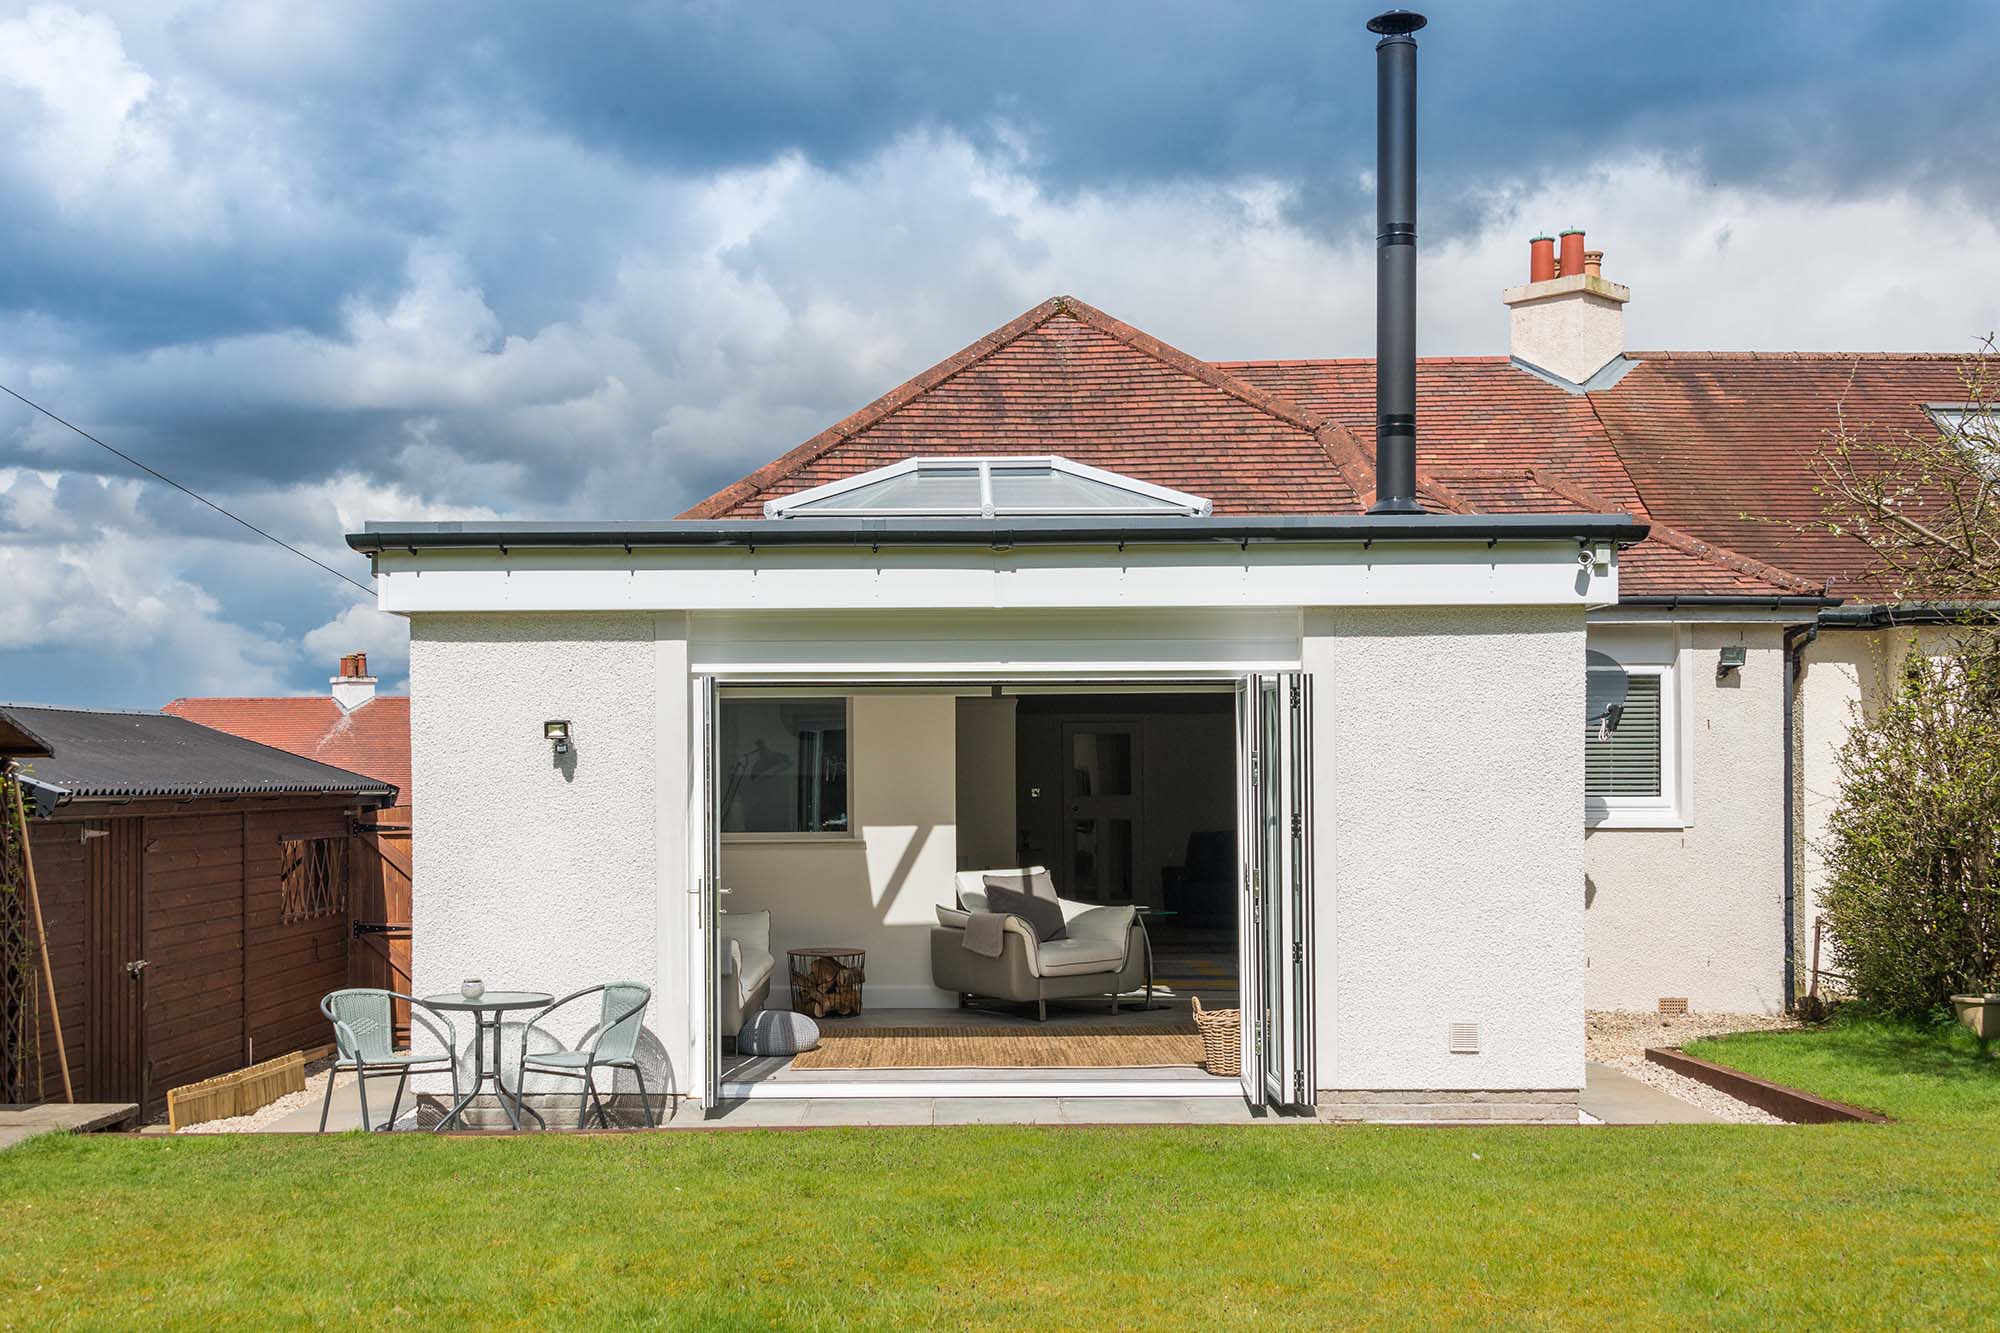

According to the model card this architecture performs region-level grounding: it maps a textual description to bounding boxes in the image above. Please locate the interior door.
[1061,720,1142,903]
[695,675,723,1112]
[1237,672,1315,1111]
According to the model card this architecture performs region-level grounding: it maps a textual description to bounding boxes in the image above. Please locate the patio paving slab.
[1581,1062,1724,1124]
[0,1102,138,1150]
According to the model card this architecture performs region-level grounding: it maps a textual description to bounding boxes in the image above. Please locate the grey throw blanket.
[962,911,1009,958]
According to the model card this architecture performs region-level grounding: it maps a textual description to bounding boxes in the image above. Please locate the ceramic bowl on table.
[461,979,485,1001]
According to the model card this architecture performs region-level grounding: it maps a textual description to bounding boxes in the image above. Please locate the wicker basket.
[1190,995,1241,1077]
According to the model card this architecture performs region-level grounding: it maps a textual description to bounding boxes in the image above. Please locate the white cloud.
[5,6,2000,707]
[302,603,407,683]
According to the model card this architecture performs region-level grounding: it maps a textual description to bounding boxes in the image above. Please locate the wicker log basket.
[1190,995,1241,1077]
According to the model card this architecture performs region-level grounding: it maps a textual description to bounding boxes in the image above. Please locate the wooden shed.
[2,705,397,1119]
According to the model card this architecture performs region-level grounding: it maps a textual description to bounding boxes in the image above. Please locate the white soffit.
[763,456,1214,519]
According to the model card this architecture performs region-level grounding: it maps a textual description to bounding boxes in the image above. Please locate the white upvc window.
[1585,629,1686,829]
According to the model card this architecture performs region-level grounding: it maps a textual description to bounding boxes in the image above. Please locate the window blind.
[1585,671,1662,798]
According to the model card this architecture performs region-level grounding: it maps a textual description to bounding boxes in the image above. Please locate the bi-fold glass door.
[1236,672,1315,1110]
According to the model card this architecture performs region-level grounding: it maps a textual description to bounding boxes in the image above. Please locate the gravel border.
[1587,1010,1797,1124]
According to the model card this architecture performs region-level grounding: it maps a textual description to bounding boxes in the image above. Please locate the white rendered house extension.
[350,459,1641,1121]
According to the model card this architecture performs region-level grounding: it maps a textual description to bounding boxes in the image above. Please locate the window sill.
[1585,810,1688,831]
[721,833,864,847]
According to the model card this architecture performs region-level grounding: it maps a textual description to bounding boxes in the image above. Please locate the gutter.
[1815,600,1999,628]
[1619,594,1839,610]
[348,512,1649,554]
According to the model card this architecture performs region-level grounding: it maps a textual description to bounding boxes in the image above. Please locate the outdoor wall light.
[1717,646,1747,679]
[544,719,572,755]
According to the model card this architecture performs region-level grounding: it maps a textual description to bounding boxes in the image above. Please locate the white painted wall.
[407,612,683,1090]
[1796,625,1960,980]
[1584,624,1789,1014]
[722,694,960,1008]
[1306,606,1586,1094]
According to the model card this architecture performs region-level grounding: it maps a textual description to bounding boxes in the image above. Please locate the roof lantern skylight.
[763,456,1212,519]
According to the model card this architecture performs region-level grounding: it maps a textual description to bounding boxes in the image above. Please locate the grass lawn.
[4,1019,1997,1330]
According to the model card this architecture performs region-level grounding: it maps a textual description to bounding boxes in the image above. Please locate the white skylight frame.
[762,455,1214,519]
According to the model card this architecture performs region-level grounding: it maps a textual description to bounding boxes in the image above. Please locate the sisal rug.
[787,1024,1205,1070]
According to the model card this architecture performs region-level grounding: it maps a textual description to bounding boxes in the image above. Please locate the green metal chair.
[514,983,657,1129]
[318,989,459,1132]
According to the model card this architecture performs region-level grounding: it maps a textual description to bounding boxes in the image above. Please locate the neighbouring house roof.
[685,295,1988,606]
[161,694,412,799]
[1590,353,1987,599]
[0,704,398,811]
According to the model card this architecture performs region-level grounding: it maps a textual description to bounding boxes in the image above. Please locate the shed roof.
[0,704,398,809]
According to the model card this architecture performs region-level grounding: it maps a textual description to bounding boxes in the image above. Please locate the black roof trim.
[1816,600,2000,628]
[350,512,1649,552]
[1619,594,1841,610]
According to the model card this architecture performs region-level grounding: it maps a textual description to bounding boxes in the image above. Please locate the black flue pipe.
[1367,9,1425,514]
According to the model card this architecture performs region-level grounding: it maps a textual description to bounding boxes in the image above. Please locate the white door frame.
[692,669,1312,1105]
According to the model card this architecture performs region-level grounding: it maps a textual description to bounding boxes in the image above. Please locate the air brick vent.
[1658,997,1690,1015]
[1448,1022,1481,1054]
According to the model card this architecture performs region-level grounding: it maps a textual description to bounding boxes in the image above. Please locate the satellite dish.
[1585,650,1628,740]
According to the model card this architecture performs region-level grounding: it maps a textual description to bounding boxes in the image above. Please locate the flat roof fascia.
[363,535,1625,615]
[348,512,1647,552]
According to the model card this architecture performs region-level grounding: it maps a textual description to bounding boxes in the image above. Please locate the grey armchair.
[319,988,459,1132]
[514,983,657,1129]
[929,868,1152,1020]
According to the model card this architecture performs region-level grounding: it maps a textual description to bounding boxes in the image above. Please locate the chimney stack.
[1502,230,1631,385]
[1366,9,1428,515]
[331,652,377,712]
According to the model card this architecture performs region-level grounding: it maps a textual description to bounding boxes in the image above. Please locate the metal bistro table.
[422,990,553,1132]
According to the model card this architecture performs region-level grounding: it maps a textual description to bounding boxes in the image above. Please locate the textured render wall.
[408,613,670,1085]
[724,694,959,1007]
[1585,625,1788,1014]
[1306,606,1585,1093]
[1797,626,1959,972]
[1506,286,1626,384]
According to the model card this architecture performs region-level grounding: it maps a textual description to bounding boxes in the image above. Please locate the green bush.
[1821,631,2000,1015]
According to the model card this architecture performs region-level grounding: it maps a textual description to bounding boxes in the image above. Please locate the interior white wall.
[1307,606,1586,1094]
[954,696,1017,870]
[1584,624,1789,1014]
[407,612,674,1089]
[722,694,960,1008]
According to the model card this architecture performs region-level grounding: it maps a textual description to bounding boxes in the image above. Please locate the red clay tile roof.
[689,294,1997,603]
[683,296,1378,517]
[1589,353,1989,599]
[161,695,411,801]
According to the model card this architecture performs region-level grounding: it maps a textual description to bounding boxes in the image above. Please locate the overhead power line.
[0,382,376,599]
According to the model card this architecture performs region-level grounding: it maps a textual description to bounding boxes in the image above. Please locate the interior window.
[719,698,850,834]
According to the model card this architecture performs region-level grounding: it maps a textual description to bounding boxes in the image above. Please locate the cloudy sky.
[4,1,1999,707]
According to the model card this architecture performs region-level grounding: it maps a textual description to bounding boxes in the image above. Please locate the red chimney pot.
[1528,235,1556,282]
[1558,229,1585,280]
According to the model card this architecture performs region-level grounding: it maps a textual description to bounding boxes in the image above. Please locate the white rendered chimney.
[1501,229,1630,385]
[331,652,376,712]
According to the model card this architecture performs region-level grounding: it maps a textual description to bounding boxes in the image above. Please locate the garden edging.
[1644,1047,1889,1124]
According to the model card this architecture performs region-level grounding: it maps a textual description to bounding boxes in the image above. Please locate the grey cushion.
[936,905,972,929]
[982,868,1059,903]
[984,879,1067,942]
[737,1009,822,1056]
